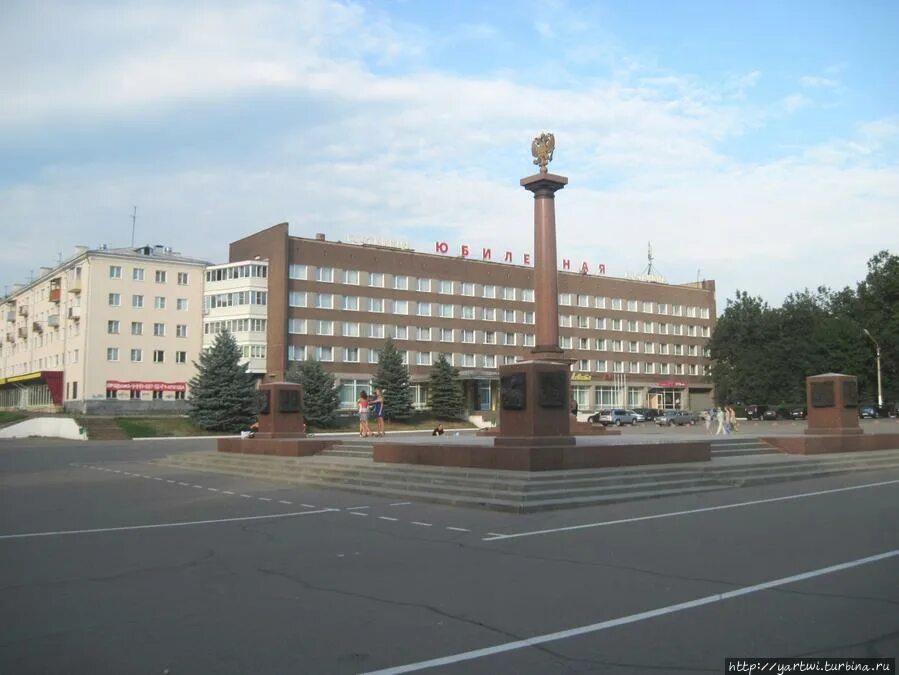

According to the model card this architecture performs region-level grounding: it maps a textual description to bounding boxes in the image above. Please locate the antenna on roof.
[130,205,137,248]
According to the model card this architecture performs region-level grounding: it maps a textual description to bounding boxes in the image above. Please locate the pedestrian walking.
[704,410,712,433]
[715,407,725,435]
[357,391,372,438]
[373,388,386,437]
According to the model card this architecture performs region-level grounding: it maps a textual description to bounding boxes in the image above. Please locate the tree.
[286,359,340,428]
[372,337,414,421]
[428,353,464,419]
[188,330,258,432]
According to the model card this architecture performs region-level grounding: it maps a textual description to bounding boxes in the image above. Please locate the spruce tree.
[286,360,340,428]
[428,353,464,419]
[372,337,414,421]
[188,330,258,432]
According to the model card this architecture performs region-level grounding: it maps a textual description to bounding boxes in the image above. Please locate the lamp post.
[863,329,883,408]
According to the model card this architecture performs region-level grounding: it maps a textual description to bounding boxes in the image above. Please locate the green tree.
[372,337,414,421]
[428,353,464,419]
[188,330,258,432]
[854,251,899,404]
[286,359,340,428]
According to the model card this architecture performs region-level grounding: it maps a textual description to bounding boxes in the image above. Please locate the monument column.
[521,173,568,357]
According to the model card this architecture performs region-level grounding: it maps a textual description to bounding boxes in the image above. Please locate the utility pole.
[130,206,138,248]
[863,329,883,408]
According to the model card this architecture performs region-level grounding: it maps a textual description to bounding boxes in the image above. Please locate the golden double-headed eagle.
[531,132,555,173]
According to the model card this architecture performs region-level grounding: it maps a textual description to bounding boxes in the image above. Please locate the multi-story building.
[224,223,717,414]
[0,244,208,413]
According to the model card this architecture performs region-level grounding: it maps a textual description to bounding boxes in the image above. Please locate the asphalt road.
[1,436,897,674]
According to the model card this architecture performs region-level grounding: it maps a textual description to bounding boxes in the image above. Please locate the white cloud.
[800,75,840,89]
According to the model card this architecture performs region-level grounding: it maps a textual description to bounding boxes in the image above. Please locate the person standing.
[715,407,725,435]
[704,409,712,433]
[373,388,386,437]
[357,391,372,438]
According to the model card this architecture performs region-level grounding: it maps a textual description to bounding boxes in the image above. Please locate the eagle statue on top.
[531,132,555,173]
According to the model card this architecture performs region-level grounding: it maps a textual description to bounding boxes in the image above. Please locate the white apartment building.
[202,260,269,378]
[0,244,208,414]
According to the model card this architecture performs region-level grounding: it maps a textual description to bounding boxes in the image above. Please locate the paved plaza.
[1,425,897,674]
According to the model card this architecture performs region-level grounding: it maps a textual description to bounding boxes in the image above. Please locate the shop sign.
[656,381,687,388]
[434,241,606,275]
[106,381,186,392]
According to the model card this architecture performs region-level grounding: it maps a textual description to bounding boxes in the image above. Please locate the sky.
[2,0,897,309]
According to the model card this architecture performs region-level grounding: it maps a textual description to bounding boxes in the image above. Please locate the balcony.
[17,326,27,338]
[49,288,61,303]
[4,311,13,322]
[18,305,28,317]
[68,279,82,293]
[32,321,43,334]
[67,306,81,321]
[47,314,60,328]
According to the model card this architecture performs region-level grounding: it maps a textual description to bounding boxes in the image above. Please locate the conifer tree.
[286,359,340,428]
[188,330,258,432]
[372,337,414,421]
[428,353,464,419]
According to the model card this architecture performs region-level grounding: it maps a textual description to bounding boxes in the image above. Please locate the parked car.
[628,409,646,422]
[745,405,768,421]
[632,407,660,422]
[791,407,807,420]
[859,405,877,419]
[589,408,638,426]
[655,410,695,426]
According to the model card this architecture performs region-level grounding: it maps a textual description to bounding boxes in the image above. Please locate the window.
[611,319,622,331]
[315,293,333,309]
[288,318,306,334]
[394,325,408,340]
[131,321,143,336]
[133,268,144,281]
[177,272,189,285]
[657,303,668,315]
[483,307,496,321]
[288,291,306,307]
[416,326,431,341]
[368,349,379,364]
[594,317,606,329]
[368,298,384,313]
[345,347,359,362]
[576,359,590,372]
[153,322,165,337]
[642,301,654,313]
[109,265,122,279]
[484,354,497,368]
[612,340,623,352]
[176,298,188,311]
[438,304,453,318]
[174,390,185,400]
[343,296,359,311]
[155,270,167,283]
[438,279,453,294]
[461,306,475,320]
[108,293,121,307]
[559,314,573,328]
[578,337,590,350]
[439,328,453,342]
[560,336,572,349]
[416,351,432,366]
[107,347,119,361]
[461,329,475,343]
[644,341,655,354]
[611,298,622,310]
[343,322,360,338]
[504,332,516,346]
[153,350,165,363]
[523,333,535,347]
[502,287,516,301]
[288,264,306,280]
[460,353,475,367]
[416,302,431,316]
[503,309,514,322]
[175,351,187,364]
[107,320,120,334]
[627,300,638,311]
[521,288,534,302]
[287,344,305,362]
[417,278,431,292]
[343,269,359,285]
[127,348,142,363]
[368,272,384,287]
[461,282,474,296]
[317,346,333,362]
[176,324,188,338]
[316,267,333,282]
[393,275,408,290]
[484,331,495,345]
[394,300,408,314]
[369,323,384,338]
[482,284,496,298]
[318,320,333,336]
[559,293,572,306]
[154,296,166,309]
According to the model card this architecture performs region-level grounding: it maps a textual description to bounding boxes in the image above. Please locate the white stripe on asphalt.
[446,527,470,532]
[0,509,339,540]
[362,549,899,675]
[483,478,899,541]
[379,516,399,522]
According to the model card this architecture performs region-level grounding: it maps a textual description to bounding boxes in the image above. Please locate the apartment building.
[0,244,208,414]
[223,223,717,413]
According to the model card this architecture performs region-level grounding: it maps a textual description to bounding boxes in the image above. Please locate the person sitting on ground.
[432,424,445,436]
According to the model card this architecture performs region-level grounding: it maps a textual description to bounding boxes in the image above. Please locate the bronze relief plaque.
[810,381,834,408]
[279,389,301,413]
[501,373,526,410]
[259,390,271,415]
[538,371,566,408]
[842,380,858,408]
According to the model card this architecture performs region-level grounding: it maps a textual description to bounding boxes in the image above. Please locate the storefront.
[0,371,64,410]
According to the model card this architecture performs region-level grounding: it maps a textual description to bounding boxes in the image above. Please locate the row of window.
[109,266,190,285]
[107,320,189,337]
[108,294,189,310]
[106,347,188,364]
[205,291,268,309]
[289,265,710,318]
[106,389,186,400]
[203,319,267,335]
[205,264,268,282]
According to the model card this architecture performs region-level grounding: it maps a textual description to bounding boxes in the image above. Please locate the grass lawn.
[0,411,28,426]
[115,416,222,438]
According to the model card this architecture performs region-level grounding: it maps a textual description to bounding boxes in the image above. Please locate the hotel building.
[223,223,717,414]
[0,245,208,414]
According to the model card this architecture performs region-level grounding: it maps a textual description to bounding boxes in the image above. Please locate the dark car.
[632,407,660,422]
[791,407,807,420]
[859,405,877,419]
[745,405,767,421]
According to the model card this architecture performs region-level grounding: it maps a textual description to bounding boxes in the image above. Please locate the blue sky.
[1,0,897,307]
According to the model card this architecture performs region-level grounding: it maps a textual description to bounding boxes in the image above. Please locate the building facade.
[226,223,717,414]
[0,245,208,414]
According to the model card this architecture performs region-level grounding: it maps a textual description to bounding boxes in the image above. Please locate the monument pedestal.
[495,360,574,445]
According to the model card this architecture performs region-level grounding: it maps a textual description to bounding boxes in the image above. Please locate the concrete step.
[154,448,899,512]
[710,438,779,457]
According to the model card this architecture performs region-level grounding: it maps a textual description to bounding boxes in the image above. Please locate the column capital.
[521,173,568,196]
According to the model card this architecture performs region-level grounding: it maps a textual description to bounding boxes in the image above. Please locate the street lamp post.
[863,329,883,408]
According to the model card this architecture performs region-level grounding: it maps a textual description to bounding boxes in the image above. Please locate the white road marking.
[379,516,399,522]
[166,480,176,484]
[207,488,219,492]
[390,502,412,506]
[152,477,163,481]
[222,491,235,495]
[192,485,204,489]
[346,506,370,510]
[446,527,470,532]
[113,470,121,474]
[301,503,316,508]
[178,482,190,486]
[483,478,899,541]
[239,494,253,499]
[0,508,340,540]
[362,549,899,675]
[278,500,293,505]
[258,497,272,502]
[411,522,432,527]
[349,511,369,517]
